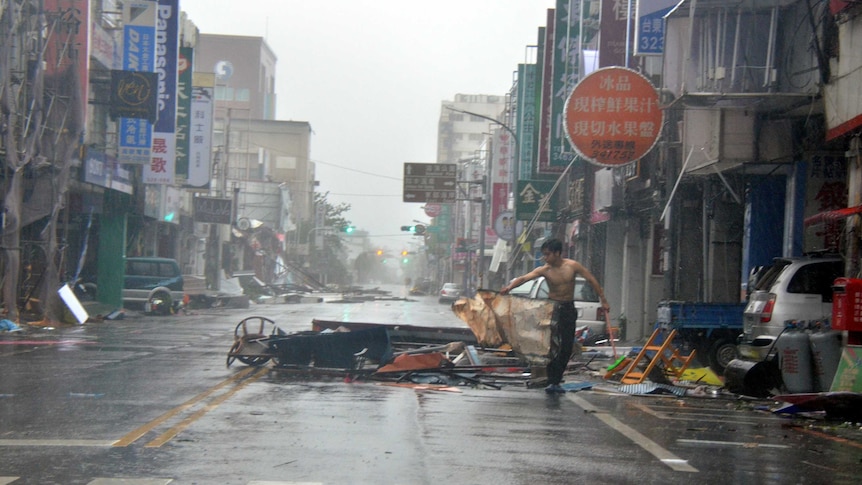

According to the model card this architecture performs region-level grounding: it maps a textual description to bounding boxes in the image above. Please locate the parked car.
[508,276,610,344]
[739,255,844,361]
[124,257,184,314]
[438,283,464,303]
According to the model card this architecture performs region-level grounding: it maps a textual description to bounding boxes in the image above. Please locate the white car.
[508,276,609,344]
[740,255,844,360]
[438,283,464,303]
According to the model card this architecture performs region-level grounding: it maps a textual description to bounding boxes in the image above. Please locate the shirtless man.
[500,238,609,393]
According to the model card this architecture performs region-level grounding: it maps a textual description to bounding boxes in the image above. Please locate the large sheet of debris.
[452,290,552,364]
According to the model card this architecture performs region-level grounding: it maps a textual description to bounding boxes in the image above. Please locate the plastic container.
[723,358,780,397]
[809,330,842,392]
[776,329,814,393]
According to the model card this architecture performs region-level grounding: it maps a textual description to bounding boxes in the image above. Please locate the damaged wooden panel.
[453,290,553,363]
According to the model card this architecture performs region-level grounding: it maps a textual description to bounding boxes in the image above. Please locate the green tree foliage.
[308,192,354,286]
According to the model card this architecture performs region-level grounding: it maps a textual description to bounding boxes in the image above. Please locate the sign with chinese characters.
[44,0,90,121]
[119,0,156,165]
[635,0,677,56]
[144,0,180,185]
[564,67,663,167]
[186,73,215,189]
[403,163,457,203]
[516,180,558,222]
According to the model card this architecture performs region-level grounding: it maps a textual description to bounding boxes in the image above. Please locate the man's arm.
[500,266,545,294]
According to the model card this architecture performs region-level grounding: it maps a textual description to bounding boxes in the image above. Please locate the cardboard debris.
[452,290,553,363]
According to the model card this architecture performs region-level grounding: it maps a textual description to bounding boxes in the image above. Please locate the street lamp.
[445,106,521,284]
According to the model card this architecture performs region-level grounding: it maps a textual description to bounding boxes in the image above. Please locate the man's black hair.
[541,238,563,254]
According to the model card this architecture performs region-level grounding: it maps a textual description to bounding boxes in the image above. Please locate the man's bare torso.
[541,259,579,302]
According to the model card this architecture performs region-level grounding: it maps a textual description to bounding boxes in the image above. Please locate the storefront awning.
[804,205,862,227]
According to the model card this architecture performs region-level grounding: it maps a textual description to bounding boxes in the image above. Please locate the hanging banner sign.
[110,70,158,122]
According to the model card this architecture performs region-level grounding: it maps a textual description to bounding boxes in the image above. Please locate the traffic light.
[400,224,426,235]
[343,225,355,233]
[376,249,383,256]
[401,250,408,256]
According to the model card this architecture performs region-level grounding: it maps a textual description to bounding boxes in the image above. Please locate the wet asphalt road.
[1,287,861,484]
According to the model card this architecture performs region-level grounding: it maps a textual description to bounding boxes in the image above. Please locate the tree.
[0,2,84,323]
[306,192,354,286]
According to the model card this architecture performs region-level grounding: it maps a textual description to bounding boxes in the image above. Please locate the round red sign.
[563,67,663,167]
[424,203,442,218]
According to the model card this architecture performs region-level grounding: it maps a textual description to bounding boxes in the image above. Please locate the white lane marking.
[567,393,698,473]
[677,439,790,449]
[0,439,116,447]
[248,482,324,485]
[0,478,18,485]
[88,480,173,485]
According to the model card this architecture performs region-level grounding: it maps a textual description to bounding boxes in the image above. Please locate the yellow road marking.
[113,367,257,447]
[145,367,268,448]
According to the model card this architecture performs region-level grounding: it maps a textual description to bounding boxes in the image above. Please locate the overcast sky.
[180,0,556,249]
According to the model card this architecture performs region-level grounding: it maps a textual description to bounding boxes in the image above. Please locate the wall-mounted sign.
[516,180,558,222]
[193,197,233,225]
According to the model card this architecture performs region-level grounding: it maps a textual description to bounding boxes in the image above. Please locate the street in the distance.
[1,290,861,485]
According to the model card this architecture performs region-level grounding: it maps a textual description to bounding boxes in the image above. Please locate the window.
[786,262,843,300]
[235,88,250,101]
[215,86,234,101]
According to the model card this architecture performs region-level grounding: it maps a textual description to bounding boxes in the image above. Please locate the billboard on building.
[144,0,180,185]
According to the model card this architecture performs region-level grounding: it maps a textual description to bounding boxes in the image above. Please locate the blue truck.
[656,301,746,373]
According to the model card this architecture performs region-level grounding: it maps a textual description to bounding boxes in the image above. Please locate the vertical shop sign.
[490,128,511,243]
[119,0,157,165]
[599,0,634,67]
[175,47,194,182]
[43,0,90,124]
[538,9,563,175]
[517,63,537,181]
[187,73,215,189]
[550,0,579,169]
[144,0,179,185]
